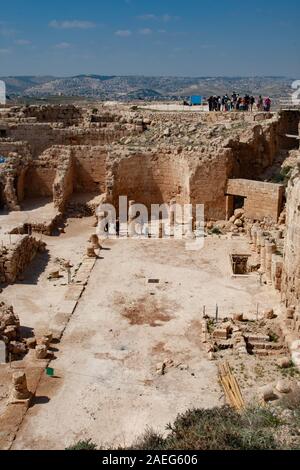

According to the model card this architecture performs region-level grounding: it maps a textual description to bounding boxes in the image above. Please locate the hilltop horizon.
[0,75,295,103]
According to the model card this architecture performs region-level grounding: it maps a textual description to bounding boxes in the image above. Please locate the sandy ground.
[138,103,209,112]
[0,198,58,235]
[103,101,209,112]
[9,230,280,450]
[0,217,95,335]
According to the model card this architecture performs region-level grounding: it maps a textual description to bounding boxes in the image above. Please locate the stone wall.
[1,106,300,227]
[0,141,32,159]
[190,149,234,220]
[24,166,57,199]
[278,110,300,150]
[112,152,190,210]
[5,120,143,158]
[18,144,108,210]
[225,122,279,180]
[20,105,83,125]
[0,302,21,362]
[23,146,66,200]
[53,148,74,212]
[0,151,31,210]
[227,179,284,222]
[0,235,46,284]
[71,146,107,195]
[225,111,300,180]
[282,161,300,307]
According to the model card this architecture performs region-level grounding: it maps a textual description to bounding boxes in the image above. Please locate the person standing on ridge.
[257,95,263,111]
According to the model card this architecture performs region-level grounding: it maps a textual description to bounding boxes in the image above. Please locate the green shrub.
[130,428,165,450]
[66,439,98,450]
[66,403,300,451]
[268,331,279,343]
[126,406,281,450]
[271,166,292,185]
[210,227,223,236]
[206,318,216,334]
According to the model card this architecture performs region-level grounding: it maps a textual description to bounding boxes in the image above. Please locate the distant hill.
[0,75,295,103]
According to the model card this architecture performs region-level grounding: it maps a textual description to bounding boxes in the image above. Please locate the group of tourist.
[207,93,272,112]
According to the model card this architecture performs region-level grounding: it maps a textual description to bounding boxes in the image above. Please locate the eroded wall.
[226,179,284,222]
[0,235,45,284]
[190,149,234,220]
[282,162,300,306]
[71,146,107,194]
[113,152,190,210]
[24,166,56,199]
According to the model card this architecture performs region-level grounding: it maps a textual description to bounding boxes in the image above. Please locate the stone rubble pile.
[202,314,286,358]
[0,301,28,361]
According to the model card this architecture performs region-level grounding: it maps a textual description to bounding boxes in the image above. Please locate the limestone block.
[234,208,245,219]
[38,334,52,348]
[207,351,214,361]
[35,344,48,359]
[276,380,291,394]
[10,372,31,402]
[212,328,229,340]
[276,357,291,369]
[286,306,296,320]
[89,234,101,250]
[260,384,277,402]
[48,271,61,280]
[3,325,17,340]
[26,337,37,349]
[263,309,276,320]
[233,313,244,322]
[86,243,97,258]
[9,341,27,356]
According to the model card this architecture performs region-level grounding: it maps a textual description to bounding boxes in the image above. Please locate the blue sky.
[0,0,299,77]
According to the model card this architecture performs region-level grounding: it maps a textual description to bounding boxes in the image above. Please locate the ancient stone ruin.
[0,301,27,361]
[0,102,300,450]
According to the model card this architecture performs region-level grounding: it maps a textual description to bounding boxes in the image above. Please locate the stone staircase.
[244,333,285,356]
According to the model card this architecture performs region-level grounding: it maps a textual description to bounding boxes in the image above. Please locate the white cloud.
[137,13,180,22]
[115,30,132,37]
[0,48,11,55]
[49,20,96,29]
[14,39,31,45]
[139,28,152,35]
[54,42,71,49]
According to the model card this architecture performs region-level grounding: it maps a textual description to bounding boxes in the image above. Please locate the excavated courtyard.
[0,103,300,450]
[11,232,278,450]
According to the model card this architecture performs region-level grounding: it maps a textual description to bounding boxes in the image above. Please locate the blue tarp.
[190,95,202,105]
[0,156,6,164]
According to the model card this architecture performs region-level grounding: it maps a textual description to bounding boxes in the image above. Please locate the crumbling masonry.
[0,103,300,344]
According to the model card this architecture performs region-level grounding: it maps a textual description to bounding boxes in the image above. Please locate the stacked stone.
[0,235,46,284]
[0,301,29,362]
[35,332,53,360]
[281,159,300,307]
[232,326,248,355]
[248,224,283,289]
[9,371,31,403]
